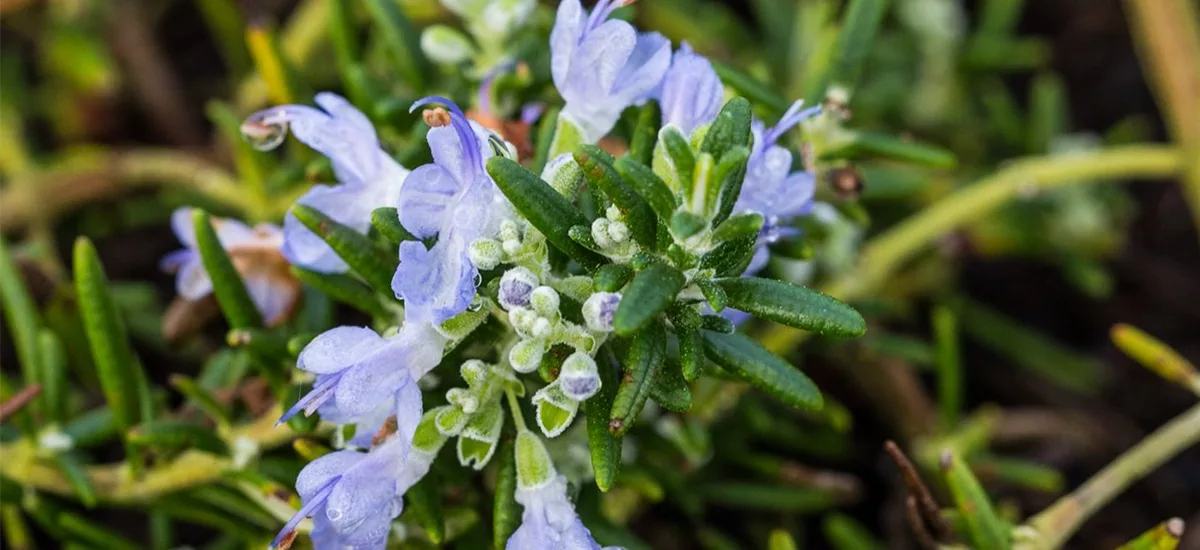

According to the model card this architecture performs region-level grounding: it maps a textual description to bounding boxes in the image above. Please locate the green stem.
[505,389,529,433]
[760,145,1183,354]
[1015,400,1200,549]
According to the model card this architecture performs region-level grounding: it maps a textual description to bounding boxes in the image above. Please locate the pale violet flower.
[160,207,300,327]
[392,97,511,324]
[658,42,724,136]
[550,0,671,142]
[245,93,410,273]
[279,323,447,443]
[734,99,823,276]
[507,476,621,550]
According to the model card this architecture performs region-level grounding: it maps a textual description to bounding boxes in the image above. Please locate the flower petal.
[395,164,458,239]
[298,326,388,375]
[550,0,586,92]
[175,258,212,300]
[332,344,412,419]
[394,376,423,448]
[295,450,362,501]
[613,31,671,103]
[247,94,381,186]
[660,43,724,135]
[241,271,299,327]
[392,239,477,324]
[282,184,376,273]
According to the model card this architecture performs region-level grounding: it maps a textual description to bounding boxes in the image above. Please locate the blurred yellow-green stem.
[0,407,297,505]
[760,144,1183,354]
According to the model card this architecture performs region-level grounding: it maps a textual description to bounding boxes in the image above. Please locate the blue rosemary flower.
[734,100,823,275]
[507,476,618,550]
[279,323,446,440]
[160,207,300,327]
[550,0,671,142]
[244,93,410,273]
[392,97,511,324]
[658,42,724,136]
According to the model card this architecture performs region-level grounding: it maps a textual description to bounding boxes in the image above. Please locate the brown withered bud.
[372,415,399,447]
[829,166,864,200]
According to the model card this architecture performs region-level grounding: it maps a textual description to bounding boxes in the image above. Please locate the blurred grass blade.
[932,302,962,430]
[129,420,229,455]
[192,210,264,329]
[73,238,147,434]
[206,101,271,210]
[703,331,823,411]
[768,529,799,550]
[711,60,789,115]
[610,321,667,436]
[328,0,361,72]
[0,236,43,421]
[1027,73,1067,154]
[588,349,624,491]
[941,451,1008,550]
[195,0,250,77]
[824,513,885,550]
[62,407,118,449]
[362,0,432,91]
[1115,518,1185,550]
[38,330,68,425]
[245,20,305,105]
[1111,323,1200,396]
[970,453,1064,494]
[493,439,519,549]
[613,263,686,336]
[291,204,399,295]
[824,131,956,169]
[487,157,604,269]
[716,277,865,337]
[53,452,98,508]
[168,375,232,426]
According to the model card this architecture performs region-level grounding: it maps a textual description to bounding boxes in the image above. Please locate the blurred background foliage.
[0,0,1198,549]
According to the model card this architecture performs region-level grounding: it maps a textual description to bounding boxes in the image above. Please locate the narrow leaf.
[587,350,623,491]
[940,452,1008,550]
[614,156,679,222]
[810,0,889,99]
[192,210,263,329]
[129,420,229,455]
[824,131,956,169]
[610,321,667,436]
[700,97,753,158]
[696,279,728,312]
[660,126,696,193]
[710,145,750,225]
[711,60,790,114]
[168,375,232,426]
[407,475,445,544]
[370,206,416,249]
[715,277,866,337]
[291,204,398,294]
[38,330,68,425]
[0,236,43,419]
[362,0,431,91]
[650,359,692,412]
[699,235,757,277]
[291,266,391,319]
[613,263,686,336]
[593,264,634,293]
[668,305,704,382]
[629,101,662,165]
[702,331,823,410]
[493,439,520,549]
[487,157,605,268]
[73,238,146,434]
[1115,518,1184,550]
[53,452,98,508]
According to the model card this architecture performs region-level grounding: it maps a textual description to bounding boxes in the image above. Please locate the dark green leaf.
[532,106,561,174]
[661,126,696,192]
[568,225,605,254]
[0,236,44,420]
[362,0,431,91]
[696,279,728,312]
[941,452,1008,550]
[227,328,289,361]
[699,235,757,277]
[73,238,147,434]
[650,359,692,412]
[712,213,764,242]
[62,407,117,448]
[716,277,866,337]
[629,101,662,165]
[168,375,232,426]
[593,264,634,292]
[670,210,707,239]
[823,131,956,170]
[711,60,790,115]
[493,439,519,549]
[370,206,416,248]
[192,210,263,329]
[291,204,398,295]
[808,0,889,99]
[613,263,686,335]
[588,349,623,491]
[667,305,704,382]
[291,266,391,319]
[703,331,823,410]
[487,157,605,269]
[38,329,68,425]
[129,420,229,455]
[407,474,445,544]
[614,156,679,221]
[575,145,658,249]
[53,452,98,508]
[701,314,734,334]
[700,97,752,158]
[610,321,667,435]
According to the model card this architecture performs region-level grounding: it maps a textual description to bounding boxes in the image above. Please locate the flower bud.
[498,220,521,243]
[607,220,629,243]
[457,400,504,469]
[420,25,476,65]
[499,267,538,310]
[509,338,545,373]
[591,218,614,248]
[468,238,504,270]
[582,292,621,332]
[529,286,560,318]
[532,382,580,438]
[515,431,555,489]
[478,0,536,37]
[460,359,489,387]
[559,352,601,401]
[541,153,583,196]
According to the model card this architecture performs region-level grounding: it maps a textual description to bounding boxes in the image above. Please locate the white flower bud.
[420,25,476,65]
[502,239,522,256]
[607,221,629,243]
[509,338,545,373]
[582,292,621,332]
[559,352,601,401]
[541,153,582,196]
[592,218,613,248]
[499,267,538,310]
[531,317,552,339]
[498,220,522,243]
[606,204,622,221]
[529,286,560,318]
[460,359,489,387]
[468,238,504,270]
[509,307,537,337]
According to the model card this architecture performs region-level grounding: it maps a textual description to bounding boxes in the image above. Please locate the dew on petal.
[326,507,344,521]
[241,119,289,151]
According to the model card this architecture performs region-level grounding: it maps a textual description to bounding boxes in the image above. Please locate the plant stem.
[0,407,298,505]
[1015,400,1200,549]
[759,144,1183,354]
[1124,0,1200,239]
[505,389,529,433]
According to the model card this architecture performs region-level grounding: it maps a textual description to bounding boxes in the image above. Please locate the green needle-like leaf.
[370,206,416,249]
[702,331,823,411]
[587,349,623,491]
[53,452,98,508]
[291,266,391,319]
[593,264,634,293]
[941,452,1009,550]
[629,101,662,165]
[650,359,692,412]
[73,238,148,434]
[668,305,704,382]
[168,375,232,426]
[610,321,666,436]
[716,277,866,337]
[613,262,686,335]
[291,204,399,295]
[38,330,68,425]
[699,235,757,277]
[487,157,604,269]
[493,439,520,549]
[192,210,263,329]
[710,145,750,226]
[700,97,753,159]
[362,0,431,91]
[575,145,658,249]
[808,0,889,100]
[615,156,679,222]
[129,420,229,456]
[0,236,43,419]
